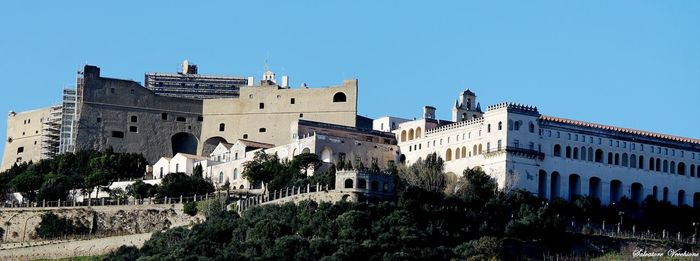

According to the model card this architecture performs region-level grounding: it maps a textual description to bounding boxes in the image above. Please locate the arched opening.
[678,162,686,175]
[399,154,406,164]
[446,148,452,161]
[172,132,198,156]
[321,147,333,163]
[201,136,228,156]
[630,154,637,168]
[408,129,415,140]
[553,144,562,157]
[678,190,687,206]
[332,92,347,102]
[233,168,238,180]
[498,121,502,130]
[239,185,245,190]
[565,146,571,158]
[400,130,407,142]
[631,183,644,205]
[614,153,620,165]
[621,153,628,167]
[663,187,669,202]
[478,144,483,154]
[638,155,644,169]
[568,174,581,201]
[691,164,696,177]
[670,161,676,174]
[219,172,224,183]
[415,127,422,138]
[656,158,661,171]
[581,147,587,161]
[595,149,603,163]
[302,147,311,154]
[538,170,547,198]
[649,157,655,171]
[219,123,225,132]
[461,146,466,158]
[371,180,379,191]
[508,120,513,130]
[652,186,658,201]
[473,145,478,156]
[529,122,535,133]
[550,172,560,201]
[358,178,367,189]
[663,160,668,173]
[607,152,613,164]
[610,180,623,203]
[588,147,593,162]
[589,177,602,200]
[344,179,354,188]
[573,147,579,159]
[455,148,461,159]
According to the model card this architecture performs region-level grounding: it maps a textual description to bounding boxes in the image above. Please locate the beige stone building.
[198,79,358,156]
[1,106,61,171]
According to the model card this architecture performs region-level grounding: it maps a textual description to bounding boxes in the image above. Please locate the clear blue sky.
[1,1,698,160]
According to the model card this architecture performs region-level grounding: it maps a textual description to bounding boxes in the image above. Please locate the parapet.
[487,102,539,115]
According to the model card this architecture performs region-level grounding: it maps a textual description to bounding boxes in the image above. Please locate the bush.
[183,201,198,216]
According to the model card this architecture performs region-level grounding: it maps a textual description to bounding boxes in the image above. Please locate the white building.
[389,90,700,207]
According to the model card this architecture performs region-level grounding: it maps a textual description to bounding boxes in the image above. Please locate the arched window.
[219,172,224,183]
[408,129,415,140]
[691,164,696,177]
[663,160,668,173]
[656,158,661,171]
[400,130,407,142]
[455,148,461,159]
[573,147,579,159]
[595,149,603,163]
[565,146,571,158]
[581,147,587,161]
[514,121,521,131]
[621,153,628,167]
[358,179,367,189]
[630,154,637,168]
[461,146,466,158]
[333,92,347,102]
[614,153,620,165]
[498,121,502,130]
[528,122,535,133]
[670,161,676,174]
[233,168,238,180]
[473,145,478,156]
[553,144,562,157]
[487,124,491,133]
[446,148,452,161]
[649,157,655,171]
[508,120,513,130]
[588,147,593,162]
[371,180,379,191]
[416,127,422,138]
[478,144,482,154]
[219,123,225,132]
[607,152,613,164]
[344,179,353,188]
[678,162,686,175]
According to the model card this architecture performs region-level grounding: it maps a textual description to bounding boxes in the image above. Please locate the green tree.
[9,168,43,201]
[126,180,157,199]
[37,173,72,201]
[158,173,214,197]
[397,152,446,194]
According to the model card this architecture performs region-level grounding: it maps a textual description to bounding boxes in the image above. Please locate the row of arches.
[552,144,699,177]
[445,144,484,161]
[400,127,423,142]
[538,170,699,207]
[344,178,390,192]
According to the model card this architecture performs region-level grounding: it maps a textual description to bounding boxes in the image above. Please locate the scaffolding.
[41,105,62,159]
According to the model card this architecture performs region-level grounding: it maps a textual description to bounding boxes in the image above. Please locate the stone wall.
[259,191,359,206]
[75,65,203,164]
[0,203,198,243]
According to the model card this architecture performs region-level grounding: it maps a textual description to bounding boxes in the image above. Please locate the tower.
[451,89,482,121]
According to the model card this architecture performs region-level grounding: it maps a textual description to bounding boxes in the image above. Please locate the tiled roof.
[540,115,700,145]
[237,139,275,149]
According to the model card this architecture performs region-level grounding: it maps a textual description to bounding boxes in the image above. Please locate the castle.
[3,63,700,207]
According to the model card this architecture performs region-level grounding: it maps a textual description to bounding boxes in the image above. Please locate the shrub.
[35,213,88,239]
[183,201,198,216]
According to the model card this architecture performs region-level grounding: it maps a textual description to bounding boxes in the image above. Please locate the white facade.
[373,116,410,132]
[392,90,700,207]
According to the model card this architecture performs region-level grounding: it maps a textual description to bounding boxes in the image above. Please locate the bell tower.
[451,89,482,121]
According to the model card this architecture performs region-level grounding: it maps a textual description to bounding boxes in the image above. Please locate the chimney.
[247,77,254,86]
[423,106,436,119]
[281,76,289,88]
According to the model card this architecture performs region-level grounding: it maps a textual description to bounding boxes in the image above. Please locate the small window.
[197,116,203,122]
[17,147,24,154]
[243,134,248,139]
[299,113,304,118]
[259,128,266,133]
[130,116,138,122]
[332,92,347,102]
[112,131,124,138]
[110,88,115,94]
[176,117,186,122]
[97,117,102,123]
[130,89,135,94]
[259,103,264,109]
[129,126,138,133]
[219,123,225,132]
[249,94,253,99]
[161,113,168,120]
[290,98,295,104]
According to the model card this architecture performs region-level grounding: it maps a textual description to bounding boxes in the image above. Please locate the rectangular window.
[513,139,519,148]
[487,142,491,152]
[161,113,168,120]
[129,126,138,133]
[529,142,535,150]
[111,131,124,138]
[176,117,186,122]
[197,116,203,122]
[568,133,571,140]
[110,88,115,94]
[290,98,295,104]
[609,140,613,146]
[497,140,502,150]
